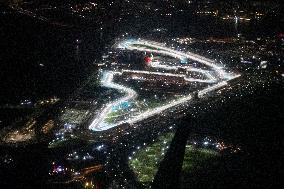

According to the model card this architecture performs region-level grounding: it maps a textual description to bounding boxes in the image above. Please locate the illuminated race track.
[122,39,221,68]
[89,39,240,131]
[89,71,137,131]
[122,80,229,125]
[122,39,235,80]
[121,67,216,83]
[149,62,217,83]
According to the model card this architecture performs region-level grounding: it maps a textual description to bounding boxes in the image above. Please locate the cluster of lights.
[37,96,59,106]
[49,162,66,175]
[67,151,94,161]
[190,137,241,153]
[71,2,97,13]
[48,124,76,146]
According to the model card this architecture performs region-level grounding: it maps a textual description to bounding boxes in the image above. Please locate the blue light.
[203,141,209,146]
[180,57,188,64]
[112,101,131,110]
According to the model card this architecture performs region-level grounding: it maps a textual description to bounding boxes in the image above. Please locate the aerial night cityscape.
[0,0,283,189]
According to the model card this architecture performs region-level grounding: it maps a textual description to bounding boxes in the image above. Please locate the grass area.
[129,132,175,184]
[147,99,164,109]
[136,94,185,113]
[104,98,166,125]
[103,96,173,125]
[129,133,219,186]
[136,97,166,113]
[182,145,218,172]
[105,109,126,124]
[48,136,88,149]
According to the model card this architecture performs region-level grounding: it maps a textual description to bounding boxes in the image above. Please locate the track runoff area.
[89,39,240,131]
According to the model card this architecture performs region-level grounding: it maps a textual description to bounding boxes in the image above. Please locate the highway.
[89,39,240,131]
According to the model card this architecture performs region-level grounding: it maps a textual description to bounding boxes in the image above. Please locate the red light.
[144,56,152,64]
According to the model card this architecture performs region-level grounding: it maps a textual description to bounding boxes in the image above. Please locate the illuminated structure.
[89,39,240,131]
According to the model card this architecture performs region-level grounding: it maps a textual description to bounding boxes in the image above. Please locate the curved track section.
[89,71,137,131]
